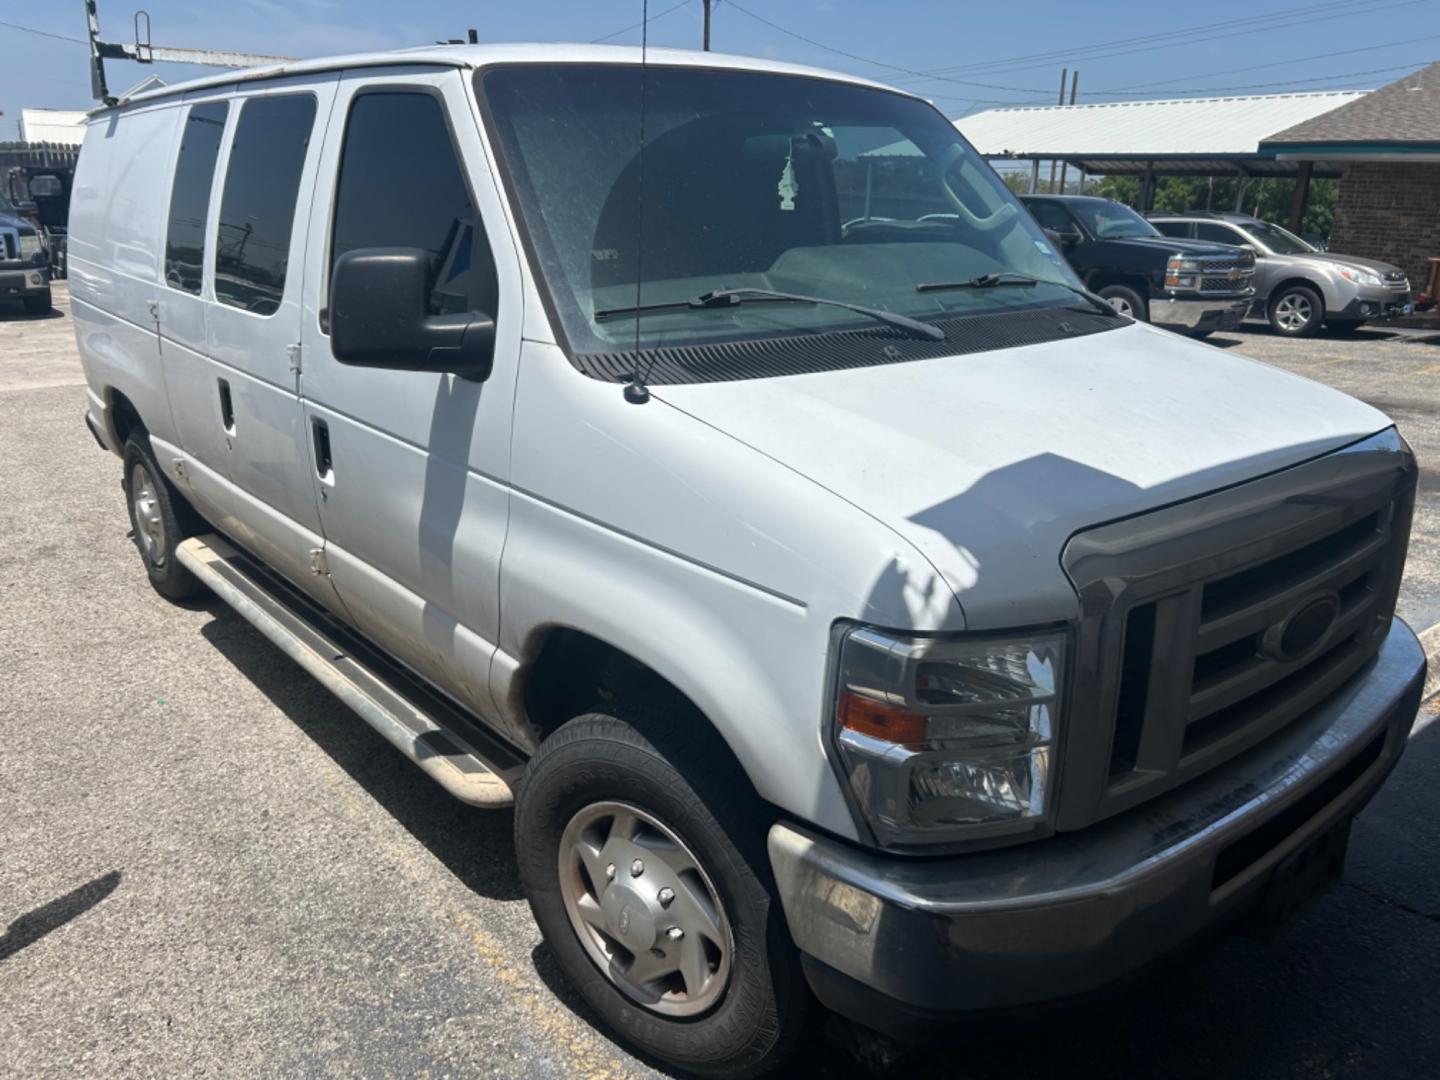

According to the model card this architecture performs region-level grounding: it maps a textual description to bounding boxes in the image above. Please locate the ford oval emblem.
[1261,592,1340,661]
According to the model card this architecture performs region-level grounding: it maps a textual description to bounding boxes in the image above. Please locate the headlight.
[18,233,46,260]
[831,625,1066,848]
[1165,254,1203,289]
[1338,265,1384,287]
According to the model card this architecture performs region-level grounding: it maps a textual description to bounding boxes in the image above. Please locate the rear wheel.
[1268,284,1323,337]
[1097,284,1148,322]
[122,432,204,601]
[515,708,809,1077]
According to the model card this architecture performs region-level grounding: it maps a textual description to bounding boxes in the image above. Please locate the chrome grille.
[0,229,15,261]
[1057,430,1415,831]
[1194,252,1255,295]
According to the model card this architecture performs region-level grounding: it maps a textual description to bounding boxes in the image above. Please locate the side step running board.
[177,534,518,807]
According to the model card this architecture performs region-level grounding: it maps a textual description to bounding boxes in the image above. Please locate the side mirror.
[1045,228,1081,250]
[331,247,495,381]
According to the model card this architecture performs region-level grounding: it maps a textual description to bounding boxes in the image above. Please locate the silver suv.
[1149,211,1412,338]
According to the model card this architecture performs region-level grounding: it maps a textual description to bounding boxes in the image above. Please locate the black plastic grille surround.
[572,305,1122,385]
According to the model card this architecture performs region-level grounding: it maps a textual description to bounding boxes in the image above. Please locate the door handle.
[217,378,235,434]
[311,417,333,480]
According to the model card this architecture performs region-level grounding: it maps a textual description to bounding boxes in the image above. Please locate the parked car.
[1149,211,1412,337]
[0,193,53,314]
[71,45,1425,1077]
[1021,194,1254,336]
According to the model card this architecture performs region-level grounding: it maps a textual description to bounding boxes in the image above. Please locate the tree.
[1083,174,1336,241]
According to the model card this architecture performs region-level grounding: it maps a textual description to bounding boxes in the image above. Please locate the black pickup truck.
[1021,195,1253,336]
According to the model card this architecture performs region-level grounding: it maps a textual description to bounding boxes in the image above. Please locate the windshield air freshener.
[778,147,797,211]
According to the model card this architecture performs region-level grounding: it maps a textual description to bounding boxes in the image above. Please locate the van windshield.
[480,64,1081,354]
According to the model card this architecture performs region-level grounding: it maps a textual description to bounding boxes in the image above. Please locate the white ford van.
[71,44,1425,1077]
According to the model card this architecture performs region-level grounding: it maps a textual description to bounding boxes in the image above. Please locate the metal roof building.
[957,90,1367,179]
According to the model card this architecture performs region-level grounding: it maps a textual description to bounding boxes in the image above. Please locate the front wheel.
[515,709,809,1077]
[1269,284,1323,337]
[1096,284,1148,322]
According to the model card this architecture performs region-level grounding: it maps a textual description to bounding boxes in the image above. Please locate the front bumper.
[0,265,50,295]
[1150,294,1250,332]
[768,618,1424,1032]
[1334,287,1414,322]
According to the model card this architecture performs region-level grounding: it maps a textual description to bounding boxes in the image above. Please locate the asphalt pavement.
[1,289,1436,1079]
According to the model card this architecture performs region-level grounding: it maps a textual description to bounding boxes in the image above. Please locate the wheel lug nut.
[630,859,644,878]
[658,887,675,907]
[605,863,616,882]
[666,926,684,942]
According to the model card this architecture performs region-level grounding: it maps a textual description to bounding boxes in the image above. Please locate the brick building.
[1263,62,1440,293]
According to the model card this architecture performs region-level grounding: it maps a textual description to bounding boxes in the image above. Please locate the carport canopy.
[956,90,1366,182]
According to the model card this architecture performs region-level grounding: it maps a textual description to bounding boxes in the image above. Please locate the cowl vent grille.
[573,305,1120,385]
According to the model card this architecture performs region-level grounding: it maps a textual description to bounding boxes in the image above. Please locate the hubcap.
[559,801,733,1017]
[1106,294,1134,317]
[1275,293,1312,332]
[130,462,165,566]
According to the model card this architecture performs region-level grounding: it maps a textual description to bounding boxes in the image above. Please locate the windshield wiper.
[596,287,945,341]
[916,273,1125,319]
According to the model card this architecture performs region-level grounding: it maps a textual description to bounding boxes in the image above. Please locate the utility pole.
[1047,68,1066,193]
[703,0,712,50]
[1057,70,1078,194]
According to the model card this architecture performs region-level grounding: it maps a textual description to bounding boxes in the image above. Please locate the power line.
[0,19,88,46]
[723,1,1054,92]
[1091,32,1440,94]
[1090,61,1432,97]
[590,0,693,44]
[899,0,1403,79]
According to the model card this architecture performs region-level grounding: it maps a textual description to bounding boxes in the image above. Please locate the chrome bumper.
[768,619,1424,1026]
[1150,294,1250,332]
[0,266,49,293]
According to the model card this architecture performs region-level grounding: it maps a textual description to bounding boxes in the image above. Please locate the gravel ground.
[2,288,1436,1079]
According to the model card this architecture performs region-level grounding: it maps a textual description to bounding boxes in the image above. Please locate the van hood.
[653,321,1392,629]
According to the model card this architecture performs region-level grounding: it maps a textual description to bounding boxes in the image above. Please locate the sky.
[2,0,1439,139]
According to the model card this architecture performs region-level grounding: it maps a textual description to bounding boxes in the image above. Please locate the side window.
[1026,200,1077,234]
[164,101,228,294]
[330,91,498,320]
[214,94,317,316]
[1154,220,1193,239]
[1196,223,1243,246]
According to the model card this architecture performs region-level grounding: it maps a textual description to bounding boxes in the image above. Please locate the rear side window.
[331,91,497,318]
[215,94,317,316]
[164,101,228,294]
[1196,222,1243,246]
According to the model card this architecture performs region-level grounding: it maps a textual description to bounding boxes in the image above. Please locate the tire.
[1268,284,1323,337]
[121,432,205,601]
[1097,284,1148,322]
[515,708,809,1078]
[22,290,51,315]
